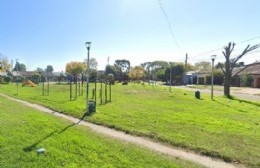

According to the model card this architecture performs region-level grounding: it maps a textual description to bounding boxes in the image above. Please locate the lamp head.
[211,55,216,61]
[85,42,91,50]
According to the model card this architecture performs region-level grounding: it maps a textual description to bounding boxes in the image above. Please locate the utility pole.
[184,53,188,85]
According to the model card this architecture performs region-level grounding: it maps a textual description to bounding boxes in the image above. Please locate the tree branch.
[231,43,260,70]
[218,62,226,75]
[232,61,257,76]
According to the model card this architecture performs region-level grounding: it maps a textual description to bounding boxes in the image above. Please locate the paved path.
[1,93,240,168]
[174,86,260,101]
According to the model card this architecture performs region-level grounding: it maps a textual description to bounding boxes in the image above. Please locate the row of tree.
[1,42,259,97]
[105,60,199,84]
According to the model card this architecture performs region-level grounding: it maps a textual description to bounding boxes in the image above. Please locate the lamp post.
[211,55,216,100]
[16,59,19,95]
[85,42,91,112]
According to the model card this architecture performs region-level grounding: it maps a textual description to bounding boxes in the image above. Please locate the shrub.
[4,76,12,83]
[240,74,253,87]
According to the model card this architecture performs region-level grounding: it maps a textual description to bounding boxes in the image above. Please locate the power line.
[157,0,183,55]
[238,36,260,44]
[190,36,260,60]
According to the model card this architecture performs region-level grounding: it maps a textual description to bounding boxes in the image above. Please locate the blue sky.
[1,0,260,71]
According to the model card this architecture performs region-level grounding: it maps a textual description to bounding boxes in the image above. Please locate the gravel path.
[1,93,239,168]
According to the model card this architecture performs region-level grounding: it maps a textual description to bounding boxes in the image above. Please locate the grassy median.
[0,95,202,168]
[1,82,259,167]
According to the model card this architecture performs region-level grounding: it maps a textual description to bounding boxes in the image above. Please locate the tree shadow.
[23,113,86,152]
[214,100,247,113]
[231,97,260,107]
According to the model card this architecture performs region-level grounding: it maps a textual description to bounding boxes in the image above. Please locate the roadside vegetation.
[0,82,259,167]
[0,95,201,168]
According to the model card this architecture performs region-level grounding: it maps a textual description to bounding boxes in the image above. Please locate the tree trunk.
[224,60,231,97]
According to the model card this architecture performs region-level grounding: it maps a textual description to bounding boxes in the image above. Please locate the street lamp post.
[16,59,19,95]
[211,55,216,100]
[85,42,91,112]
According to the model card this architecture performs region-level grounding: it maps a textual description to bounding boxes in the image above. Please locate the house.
[184,71,198,84]
[233,62,260,88]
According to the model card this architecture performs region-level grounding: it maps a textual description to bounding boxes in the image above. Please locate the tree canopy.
[45,65,54,75]
[65,61,86,76]
[128,66,145,81]
[13,61,26,72]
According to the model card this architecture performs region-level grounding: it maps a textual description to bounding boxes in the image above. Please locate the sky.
[1,0,260,72]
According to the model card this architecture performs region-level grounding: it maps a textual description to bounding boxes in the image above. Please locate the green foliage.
[36,67,44,74]
[13,61,26,71]
[240,74,253,87]
[105,65,117,77]
[45,65,54,74]
[66,61,86,76]
[214,71,224,85]
[114,59,130,81]
[31,73,40,84]
[0,96,200,168]
[3,76,12,83]
[0,57,12,71]
[1,83,259,167]
[128,66,145,81]
[165,64,185,84]
[195,61,211,72]
[156,68,167,81]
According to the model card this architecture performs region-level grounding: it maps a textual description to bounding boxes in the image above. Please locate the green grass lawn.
[1,82,259,167]
[0,95,201,168]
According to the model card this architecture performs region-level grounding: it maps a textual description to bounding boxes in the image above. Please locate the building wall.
[253,75,260,88]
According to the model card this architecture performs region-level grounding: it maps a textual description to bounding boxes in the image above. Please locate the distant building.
[232,62,260,88]
[184,71,198,84]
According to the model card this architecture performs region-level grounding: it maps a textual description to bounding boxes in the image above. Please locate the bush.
[214,71,224,85]
[240,75,253,87]
[4,76,12,83]
[31,73,40,84]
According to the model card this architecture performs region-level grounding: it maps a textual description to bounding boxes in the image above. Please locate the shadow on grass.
[225,95,260,107]
[232,98,260,107]
[23,113,86,152]
[214,99,248,113]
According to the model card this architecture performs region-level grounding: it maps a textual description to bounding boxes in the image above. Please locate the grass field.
[1,82,259,167]
[0,95,202,168]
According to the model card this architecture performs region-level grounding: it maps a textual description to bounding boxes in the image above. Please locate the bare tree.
[220,42,260,97]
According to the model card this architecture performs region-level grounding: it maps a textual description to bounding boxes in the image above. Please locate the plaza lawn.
[0,95,201,168]
[1,82,259,167]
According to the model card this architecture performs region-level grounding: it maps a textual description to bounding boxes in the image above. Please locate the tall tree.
[36,67,44,74]
[84,58,98,71]
[114,59,130,81]
[128,66,145,82]
[194,61,211,72]
[105,65,117,77]
[220,42,260,97]
[0,57,12,71]
[65,61,86,76]
[141,62,152,82]
[45,65,54,75]
[13,62,26,72]
[165,63,185,84]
